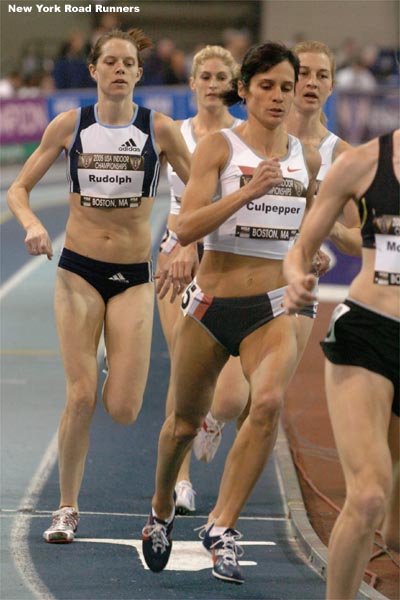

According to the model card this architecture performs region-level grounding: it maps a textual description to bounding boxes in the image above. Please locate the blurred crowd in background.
[0,11,398,99]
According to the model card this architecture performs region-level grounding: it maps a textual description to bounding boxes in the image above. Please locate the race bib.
[78,152,145,208]
[181,281,212,319]
[374,234,400,286]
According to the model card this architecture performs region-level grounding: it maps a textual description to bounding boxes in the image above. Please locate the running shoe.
[43,507,79,543]
[142,498,176,572]
[175,480,196,515]
[193,412,225,463]
[202,524,245,584]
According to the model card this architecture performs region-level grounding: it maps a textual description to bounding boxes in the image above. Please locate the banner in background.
[0,97,48,144]
[1,85,333,149]
[45,86,249,122]
[336,89,399,145]
[319,241,361,286]
[0,86,248,163]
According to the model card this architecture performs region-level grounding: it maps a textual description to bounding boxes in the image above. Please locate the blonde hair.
[292,40,336,81]
[191,45,240,79]
[292,40,336,126]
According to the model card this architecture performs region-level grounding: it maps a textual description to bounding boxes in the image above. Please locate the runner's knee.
[103,392,143,425]
[173,414,200,442]
[347,483,390,533]
[249,388,283,430]
[66,381,97,420]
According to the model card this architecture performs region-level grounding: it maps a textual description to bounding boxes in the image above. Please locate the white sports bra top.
[167,117,243,215]
[203,129,309,260]
[316,131,340,191]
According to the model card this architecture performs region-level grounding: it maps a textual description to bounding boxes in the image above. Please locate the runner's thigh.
[54,268,105,382]
[240,314,299,407]
[104,282,154,400]
[325,362,393,488]
[172,315,229,423]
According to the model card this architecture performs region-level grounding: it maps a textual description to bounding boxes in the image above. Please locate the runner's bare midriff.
[64,192,155,263]
[197,250,287,297]
[349,249,400,319]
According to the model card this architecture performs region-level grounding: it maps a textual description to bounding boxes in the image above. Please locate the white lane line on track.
[10,433,58,600]
[2,510,287,521]
[0,233,65,301]
[6,210,168,600]
[75,539,274,571]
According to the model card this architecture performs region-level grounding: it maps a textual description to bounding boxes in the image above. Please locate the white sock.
[209,525,229,536]
[152,506,174,524]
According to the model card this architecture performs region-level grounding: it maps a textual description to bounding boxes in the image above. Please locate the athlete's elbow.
[176,218,193,246]
[6,187,19,214]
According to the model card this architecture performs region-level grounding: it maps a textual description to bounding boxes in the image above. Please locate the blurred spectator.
[335,54,377,91]
[221,28,252,63]
[286,32,307,48]
[18,71,56,97]
[38,72,56,94]
[0,70,22,98]
[142,38,175,85]
[91,13,120,46]
[20,41,43,77]
[165,49,189,85]
[52,30,94,89]
[335,36,360,70]
[369,47,400,85]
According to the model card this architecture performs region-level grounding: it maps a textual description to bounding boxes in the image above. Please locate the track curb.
[274,422,389,600]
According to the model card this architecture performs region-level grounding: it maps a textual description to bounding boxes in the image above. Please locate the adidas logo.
[119,138,140,152]
[108,272,130,283]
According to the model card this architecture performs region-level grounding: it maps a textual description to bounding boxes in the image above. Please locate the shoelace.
[50,510,77,530]
[212,531,244,566]
[142,521,170,553]
[194,521,215,540]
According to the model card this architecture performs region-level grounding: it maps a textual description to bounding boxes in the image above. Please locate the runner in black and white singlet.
[154,45,248,516]
[7,28,190,545]
[142,42,321,584]
[283,129,400,600]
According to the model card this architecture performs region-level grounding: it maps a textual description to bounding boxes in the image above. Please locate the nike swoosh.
[287,167,301,172]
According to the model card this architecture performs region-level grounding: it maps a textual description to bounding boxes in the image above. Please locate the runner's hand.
[157,244,199,303]
[283,274,318,314]
[245,158,283,200]
[25,223,53,259]
[310,249,330,277]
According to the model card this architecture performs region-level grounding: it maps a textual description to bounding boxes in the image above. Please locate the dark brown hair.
[222,41,300,106]
[88,28,153,67]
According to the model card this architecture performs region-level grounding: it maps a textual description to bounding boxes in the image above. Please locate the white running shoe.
[43,507,79,543]
[193,412,225,463]
[102,348,108,375]
[175,480,196,515]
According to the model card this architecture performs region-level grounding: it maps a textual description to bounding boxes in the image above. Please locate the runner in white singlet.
[155,47,246,515]
[142,41,321,584]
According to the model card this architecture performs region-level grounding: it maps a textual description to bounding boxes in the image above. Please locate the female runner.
[7,28,190,543]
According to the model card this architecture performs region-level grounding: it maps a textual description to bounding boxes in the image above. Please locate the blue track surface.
[1,174,327,600]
